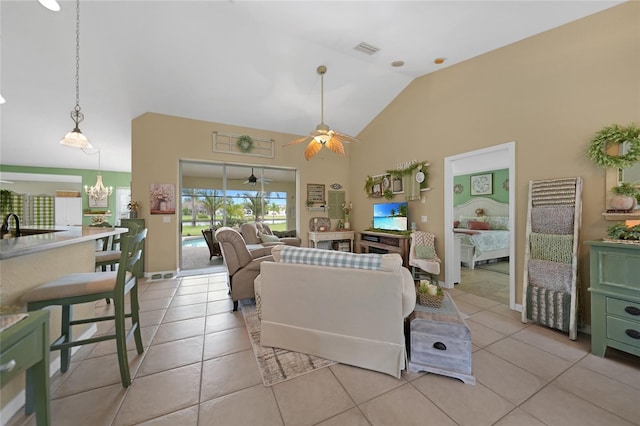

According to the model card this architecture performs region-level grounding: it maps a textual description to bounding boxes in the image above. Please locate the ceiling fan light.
[314,134,331,144]
[60,128,93,149]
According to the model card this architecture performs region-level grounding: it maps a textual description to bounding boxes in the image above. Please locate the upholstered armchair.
[240,222,302,247]
[215,227,275,310]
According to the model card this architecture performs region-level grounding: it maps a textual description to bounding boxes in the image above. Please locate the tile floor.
[7,272,640,426]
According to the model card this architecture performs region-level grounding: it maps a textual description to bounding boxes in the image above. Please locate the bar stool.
[22,227,148,396]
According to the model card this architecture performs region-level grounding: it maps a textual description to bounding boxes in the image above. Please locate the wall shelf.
[602,212,640,221]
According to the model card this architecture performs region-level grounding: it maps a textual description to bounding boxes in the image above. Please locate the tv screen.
[373,202,408,231]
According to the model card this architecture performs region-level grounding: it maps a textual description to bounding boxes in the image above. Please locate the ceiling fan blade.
[332,131,359,144]
[325,138,346,156]
[284,135,313,146]
[304,140,323,161]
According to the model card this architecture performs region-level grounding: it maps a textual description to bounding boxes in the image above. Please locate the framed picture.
[150,183,176,214]
[470,173,493,196]
[88,195,108,208]
[392,176,404,194]
[307,183,325,204]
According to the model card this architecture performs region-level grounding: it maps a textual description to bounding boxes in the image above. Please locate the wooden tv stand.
[356,231,410,267]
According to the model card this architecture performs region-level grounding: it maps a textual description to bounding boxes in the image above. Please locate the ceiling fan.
[285,65,359,161]
[238,168,271,186]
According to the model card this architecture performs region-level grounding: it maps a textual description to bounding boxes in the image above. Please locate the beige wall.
[132,3,639,324]
[131,113,350,272]
[349,2,639,322]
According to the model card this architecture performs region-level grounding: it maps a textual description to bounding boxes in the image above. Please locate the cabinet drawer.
[606,316,640,350]
[607,298,640,322]
[0,329,42,384]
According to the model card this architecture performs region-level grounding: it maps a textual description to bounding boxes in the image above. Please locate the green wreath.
[236,135,254,153]
[586,124,640,168]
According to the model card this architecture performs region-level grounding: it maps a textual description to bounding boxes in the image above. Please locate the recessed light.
[391,61,404,67]
[434,57,446,65]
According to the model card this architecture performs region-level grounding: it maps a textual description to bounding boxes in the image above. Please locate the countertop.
[0,226,127,260]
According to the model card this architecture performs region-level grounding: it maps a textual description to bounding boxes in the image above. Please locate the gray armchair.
[215,227,275,311]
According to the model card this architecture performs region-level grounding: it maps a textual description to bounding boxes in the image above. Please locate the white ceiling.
[0,0,623,173]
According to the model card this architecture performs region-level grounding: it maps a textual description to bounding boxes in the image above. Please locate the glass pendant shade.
[38,0,61,12]
[60,127,92,149]
[85,174,113,200]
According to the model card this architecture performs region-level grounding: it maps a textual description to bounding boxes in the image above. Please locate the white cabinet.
[55,197,82,226]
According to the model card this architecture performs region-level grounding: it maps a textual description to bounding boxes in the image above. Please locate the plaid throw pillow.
[279,246,382,270]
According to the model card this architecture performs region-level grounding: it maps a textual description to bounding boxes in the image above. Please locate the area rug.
[475,260,510,275]
[240,301,336,387]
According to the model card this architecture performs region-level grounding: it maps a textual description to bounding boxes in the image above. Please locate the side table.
[407,293,475,384]
[0,310,51,425]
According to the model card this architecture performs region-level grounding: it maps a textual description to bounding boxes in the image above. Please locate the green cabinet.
[587,240,640,358]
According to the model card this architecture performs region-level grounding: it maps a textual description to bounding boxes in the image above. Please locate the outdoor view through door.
[179,161,297,272]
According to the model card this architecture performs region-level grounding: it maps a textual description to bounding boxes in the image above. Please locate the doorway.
[443,142,517,310]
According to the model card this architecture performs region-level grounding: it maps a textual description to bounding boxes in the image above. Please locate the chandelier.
[85,150,112,200]
[60,0,93,149]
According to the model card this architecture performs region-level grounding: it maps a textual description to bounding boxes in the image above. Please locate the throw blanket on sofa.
[279,246,382,270]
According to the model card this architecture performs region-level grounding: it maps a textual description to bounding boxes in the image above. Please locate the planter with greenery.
[606,222,640,243]
[610,182,638,211]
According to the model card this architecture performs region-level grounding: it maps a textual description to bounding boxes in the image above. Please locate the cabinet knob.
[624,306,640,316]
[625,329,640,340]
[0,359,16,373]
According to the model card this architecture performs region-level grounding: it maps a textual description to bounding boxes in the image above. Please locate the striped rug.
[240,301,336,386]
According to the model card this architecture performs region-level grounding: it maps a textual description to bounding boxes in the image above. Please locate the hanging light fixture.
[60,0,93,149]
[284,65,358,160]
[85,149,112,200]
[38,0,61,12]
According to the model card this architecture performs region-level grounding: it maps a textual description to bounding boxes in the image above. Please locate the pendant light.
[60,0,93,149]
[38,0,61,12]
[85,149,113,200]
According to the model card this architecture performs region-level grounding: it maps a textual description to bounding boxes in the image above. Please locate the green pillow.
[415,245,435,259]
[259,233,280,243]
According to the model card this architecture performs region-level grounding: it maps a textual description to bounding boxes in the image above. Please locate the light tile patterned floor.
[7,272,640,426]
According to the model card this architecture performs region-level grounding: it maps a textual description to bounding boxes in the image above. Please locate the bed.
[453,197,510,269]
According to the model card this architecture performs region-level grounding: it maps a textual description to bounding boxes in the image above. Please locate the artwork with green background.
[453,168,509,207]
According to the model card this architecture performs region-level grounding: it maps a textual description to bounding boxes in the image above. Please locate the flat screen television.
[373,201,408,231]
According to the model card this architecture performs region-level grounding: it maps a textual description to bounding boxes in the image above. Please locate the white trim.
[444,142,516,310]
[0,172,82,183]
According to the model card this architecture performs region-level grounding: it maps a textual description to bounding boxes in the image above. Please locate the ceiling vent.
[353,42,380,56]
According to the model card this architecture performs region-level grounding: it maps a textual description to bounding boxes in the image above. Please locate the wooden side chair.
[22,227,148,397]
[202,228,222,260]
[409,231,441,284]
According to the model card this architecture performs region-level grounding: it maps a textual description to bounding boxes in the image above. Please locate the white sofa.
[254,245,416,378]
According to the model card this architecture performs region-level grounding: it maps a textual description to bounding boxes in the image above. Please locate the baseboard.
[145,270,177,280]
[0,324,97,426]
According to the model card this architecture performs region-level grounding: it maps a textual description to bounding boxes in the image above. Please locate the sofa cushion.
[259,232,280,243]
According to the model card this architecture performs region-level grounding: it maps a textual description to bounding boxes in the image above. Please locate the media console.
[356,231,410,267]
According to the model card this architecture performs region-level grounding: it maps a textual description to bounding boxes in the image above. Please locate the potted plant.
[606,222,640,242]
[416,280,444,307]
[610,182,638,211]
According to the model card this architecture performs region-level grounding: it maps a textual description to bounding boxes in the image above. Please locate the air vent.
[353,42,380,56]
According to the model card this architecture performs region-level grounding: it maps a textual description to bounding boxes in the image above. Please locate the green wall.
[453,168,509,207]
[0,164,131,225]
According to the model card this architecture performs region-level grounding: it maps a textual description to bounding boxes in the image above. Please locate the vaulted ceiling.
[0,0,623,172]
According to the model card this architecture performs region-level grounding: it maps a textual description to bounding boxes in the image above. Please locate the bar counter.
[0,226,126,260]
[0,226,127,421]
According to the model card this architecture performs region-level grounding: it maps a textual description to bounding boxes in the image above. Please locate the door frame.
[443,141,518,310]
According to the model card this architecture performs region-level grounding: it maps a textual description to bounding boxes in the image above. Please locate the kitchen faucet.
[1,213,21,238]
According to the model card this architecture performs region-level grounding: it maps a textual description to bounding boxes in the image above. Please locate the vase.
[130,210,138,219]
[159,201,167,211]
[610,195,636,211]
[344,221,350,230]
